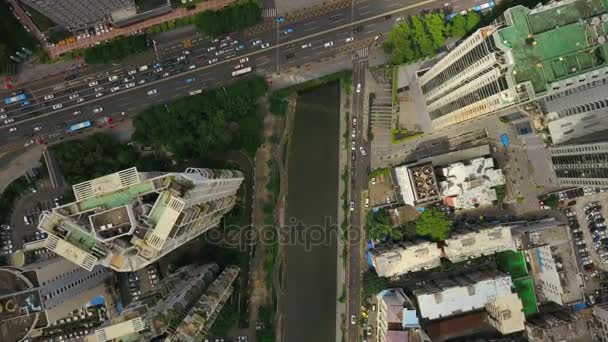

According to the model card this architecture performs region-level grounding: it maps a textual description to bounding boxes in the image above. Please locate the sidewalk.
[47,0,231,58]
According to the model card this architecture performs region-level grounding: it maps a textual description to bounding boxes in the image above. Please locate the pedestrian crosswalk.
[262,8,277,18]
[352,47,369,60]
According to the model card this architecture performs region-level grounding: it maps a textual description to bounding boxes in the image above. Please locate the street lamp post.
[152,39,160,62]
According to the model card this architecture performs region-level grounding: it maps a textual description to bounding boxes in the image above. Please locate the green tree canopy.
[195,1,261,36]
[414,208,451,241]
[83,35,149,64]
[465,11,481,32]
[449,14,467,38]
[363,271,388,296]
[365,209,393,240]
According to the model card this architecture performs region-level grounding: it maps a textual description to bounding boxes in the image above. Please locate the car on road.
[188,64,196,70]
[128,69,137,75]
[9,127,17,133]
[0,108,4,113]
[352,117,357,126]
[215,49,225,56]
[207,46,216,52]
[111,86,120,92]
[374,33,383,40]
[239,57,249,63]
[301,42,312,49]
[93,107,103,114]
[365,198,369,208]
[147,89,157,96]
[359,146,366,156]
[185,77,196,84]
[395,16,405,22]
[95,92,103,98]
[94,86,104,92]
[33,126,42,131]
[123,76,134,83]
[125,82,135,88]
[43,94,54,100]
[139,79,147,85]
[4,118,14,124]
[356,83,361,93]
[283,28,294,34]
[252,39,262,46]
[69,93,79,99]
[276,16,286,23]
[76,98,85,103]
[22,100,30,107]
[353,26,364,33]
[352,129,356,138]
[345,36,354,43]
[324,41,334,48]
[88,81,98,87]
[24,139,34,147]
[52,103,63,110]
[234,64,243,70]
[351,315,356,325]
[260,43,270,49]
[351,141,355,150]
[0,114,5,119]
[108,75,118,81]
[236,44,246,50]
[350,201,355,211]
[73,110,81,115]
[208,58,218,64]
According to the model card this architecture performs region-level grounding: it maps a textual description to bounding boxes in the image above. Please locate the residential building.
[485,293,526,335]
[417,0,608,130]
[37,167,243,272]
[93,263,239,342]
[20,0,136,30]
[412,270,513,320]
[437,157,505,210]
[593,302,608,342]
[443,225,515,263]
[376,288,420,342]
[370,240,442,278]
[525,309,593,342]
[549,140,608,187]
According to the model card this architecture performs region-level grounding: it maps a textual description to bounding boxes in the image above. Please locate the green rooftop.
[498,0,608,94]
[78,180,156,211]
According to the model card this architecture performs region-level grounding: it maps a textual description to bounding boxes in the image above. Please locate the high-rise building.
[20,0,136,30]
[417,0,608,130]
[37,167,243,272]
[485,293,526,335]
[549,140,608,186]
[593,302,608,342]
[93,263,239,342]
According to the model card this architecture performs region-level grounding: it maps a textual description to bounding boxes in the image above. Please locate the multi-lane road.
[0,0,478,151]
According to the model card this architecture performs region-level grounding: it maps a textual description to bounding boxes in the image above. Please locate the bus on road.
[69,120,92,133]
[232,67,252,77]
[4,93,27,105]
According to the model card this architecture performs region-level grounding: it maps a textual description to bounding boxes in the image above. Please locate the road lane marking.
[386,3,400,7]
[359,10,371,15]
[304,26,318,32]
[304,21,317,26]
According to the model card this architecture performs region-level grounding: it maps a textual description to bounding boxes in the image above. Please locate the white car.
[4,118,14,124]
[261,43,270,49]
[0,114,6,119]
[0,108,5,113]
[69,93,79,99]
[208,58,218,64]
[301,42,312,49]
[207,46,216,52]
[93,107,103,114]
[359,146,366,156]
[125,82,135,88]
[123,76,134,83]
[356,83,361,93]
[9,127,17,133]
[88,81,98,87]
[33,126,42,131]
[162,72,170,77]
[374,33,382,41]
[215,50,225,56]
[52,103,63,110]
[188,64,196,70]
[110,86,120,92]
[324,41,334,48]
[76,98,85,103]
[127,69,137,75]
[239,57,249,63]
[351,315,356,325]
[234,64,243,70]
[345,37,354,43]
[350,201,355,211]
[94,86,104,92]
[147,89,157,96]
[73,110,81,115]
[95,92,103,98]
[365,198,369,208]
[108,75,118,81]
[252,39,262,46]
[24,139,34,147]
[43,94,54,100]
[138,79,147,85]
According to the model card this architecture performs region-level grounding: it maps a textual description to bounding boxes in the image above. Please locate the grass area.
[391,129,423,144]
[494,184,506,204]
[263,157,280,291]
[369,167,390,178]
[513,276,539,315]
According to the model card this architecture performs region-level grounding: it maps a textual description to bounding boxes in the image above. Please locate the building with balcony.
[443,225,516,263]
[93,263,239,342]
[417,0,608,130]
[370,241,442,278]
[549,139,608,187]
[412,270,513,320]
[37,167,244,272]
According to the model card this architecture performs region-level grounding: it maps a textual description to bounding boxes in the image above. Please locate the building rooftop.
[498,0,608,94]
[443,225,516,262]
[370,241,442,277]
[413,271,513,320]
[486,293,526,334]
[0,268,45,342]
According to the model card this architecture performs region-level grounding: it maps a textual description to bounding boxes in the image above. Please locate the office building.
[93,263,239,342]
[38,167,243,272]
[413,270,513,320]
[20,0,136,30]
[443,225,515,263]
[549,140,608,187]
[417,0,608,130]
[485,293,526,335]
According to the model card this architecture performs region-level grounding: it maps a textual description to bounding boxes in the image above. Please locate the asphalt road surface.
[348,59,371,342]
[0,0,481,151]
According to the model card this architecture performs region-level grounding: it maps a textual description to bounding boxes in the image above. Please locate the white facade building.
[370,241,442,278]
[443,225,516,263]
[486,293,526,335]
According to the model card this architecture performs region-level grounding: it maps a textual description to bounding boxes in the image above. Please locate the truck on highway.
[473,1,495,11]
[69,120,92,133]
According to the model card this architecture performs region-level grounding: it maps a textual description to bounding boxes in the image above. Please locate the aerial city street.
[1,0,608,341]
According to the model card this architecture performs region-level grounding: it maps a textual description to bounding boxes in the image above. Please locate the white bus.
[232,66,252,77]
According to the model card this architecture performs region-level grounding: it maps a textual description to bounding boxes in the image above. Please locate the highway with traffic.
[0,0,476,150]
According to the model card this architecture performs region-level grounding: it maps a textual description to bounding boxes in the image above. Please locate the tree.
[363,271,387,296]
[414,208,451,241]
[465,11,481,32]
[365,209,393,240]
[424,13,446,49]
[195,1,261,36]
[449,14,467,38]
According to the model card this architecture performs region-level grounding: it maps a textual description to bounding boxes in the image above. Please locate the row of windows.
[555,168,608,180]
[434,97,502,129]
[44,268,106,301]
[547,73,608,101]
[552,144,608,155]
[552,152,608,165]
[558,99,608,118]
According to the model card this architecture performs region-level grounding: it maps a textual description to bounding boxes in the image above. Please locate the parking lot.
[367,171,397,208]
[573,193,608,272]
[123,263,162,303]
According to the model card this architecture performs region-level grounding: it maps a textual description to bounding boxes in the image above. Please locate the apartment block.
[37,167,243,272]
[443,225,515,263]
[549,140,608,187]
[593,303,608,342]
[93,263,239,342]
[485,293,526,335]
[417,0,608,130]
[370,240,442,278]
